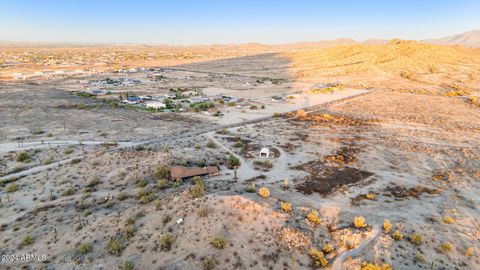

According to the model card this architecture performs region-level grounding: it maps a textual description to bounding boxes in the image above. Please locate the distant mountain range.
[1,29,479,48]
[423,29,480,47]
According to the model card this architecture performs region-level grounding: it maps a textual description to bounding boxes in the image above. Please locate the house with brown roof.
[170,166,219,181]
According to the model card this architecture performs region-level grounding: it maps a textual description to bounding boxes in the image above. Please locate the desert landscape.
[1,2,480,269]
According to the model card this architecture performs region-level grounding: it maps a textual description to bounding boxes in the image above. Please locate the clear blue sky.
[1,0,479,44]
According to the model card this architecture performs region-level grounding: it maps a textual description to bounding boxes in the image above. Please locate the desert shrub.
[6,184,18,193]
[353,216,367,228]
[307,210,322,225]
[139,193,156,204]
[283,178,289,189]
[123,225,135,241]
[258,187,270,198]
[16,151,30,162]
[443,215,455,224]
[160,234,174,251]
[70,158,82,164]
[206,139,217,148]
[360,262,392,270]
[415,252,425,262]
[400,70,414,80]
[392,230,403,241]
[119,260,134,270]
[441,242,453,252]
[296,110,307,118]
[322,243,334,254]
[203,256,216,270]
[210,236,226,249]
[246,183,256,193]
[273,112,281,117]
[198,206,210,217]
[280,201,292,213]
[465,247,475,257]
[76,243,92,254]
[250,105,258,110]
[156,178,169,189]
[154,199,162,210]
[63,188,76,196]
[309,248,328,267]
[20,235,33,246]
[106,238,122,256]
[155,165,170,179]
[64,148,74,155]
[191,177,205,198]
[233,141,244,148]
[126,216,136,226]
[136,178,148,188]
[383,219,392,233]
[118,192,129,201]
[227,155,240,168]
[43,156,53,164]
[366,192,376,200]
[162,215,172,225]
[409,233,423,246]
[86,176,101,188]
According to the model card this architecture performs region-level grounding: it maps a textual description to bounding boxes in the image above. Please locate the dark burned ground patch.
[383,184,440,199]
[294,165,374,196]
[291,145,373,196]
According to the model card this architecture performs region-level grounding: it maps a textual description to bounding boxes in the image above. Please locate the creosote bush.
[210,236,226,249]
[123,225,135,241]
[16,151,30,162]
[63,188,76,196]
[20,235,34,246]
[155,165,170,179]
[76,243,92,254]
[306,210,322,225]
[191,176,205,198]
[360,262,392,270]
[160,234,174,251]
[441,242,453,252]
[206,139,217,148]
[409,233,423,246]
[119,260,134,270]
[157,178,169,189]
[258,187,270,198]
[309,248,328,267]
[106,238,122,256]
[392,230,403,241]
[443,215,455,224]
[322,243,334,254]
[353,216,367,228]
[280,201,292,213]
[203,256,215,270]
[383,219,392,233]
[246,183,256,193]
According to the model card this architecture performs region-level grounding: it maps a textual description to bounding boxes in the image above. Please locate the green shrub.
[119,260,134,270]
[155,165,170,179]
[246,183,256,193]
[76,243,92,254]
[206,139,217,148]
[123,225,135,241]
[106,238,122,256]
[210,236,226,249]
[160,234,174,251]
[203,256,216,270]
[156,178,169,189]
[191,176,205,198]
[227,155,240,168]
[309,248,328,267]
[6,184,18,193]
[63,188,76,196]
[20,235,34,246]
[16,151,30,162]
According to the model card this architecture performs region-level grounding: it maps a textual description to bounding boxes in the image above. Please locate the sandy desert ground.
[1,42,479,270]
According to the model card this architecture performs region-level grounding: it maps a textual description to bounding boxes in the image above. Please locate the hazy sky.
[1,0,479,44]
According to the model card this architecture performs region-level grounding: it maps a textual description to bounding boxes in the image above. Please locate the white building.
[259,148,270,158]
[145,101,166,110]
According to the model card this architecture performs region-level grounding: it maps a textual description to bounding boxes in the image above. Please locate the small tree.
[227,155,240,168]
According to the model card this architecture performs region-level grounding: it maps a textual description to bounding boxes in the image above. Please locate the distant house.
[145,101,166,110]
[170,166,219,181]
[259,147,270,158]
[188,97,208,104]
